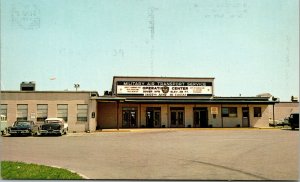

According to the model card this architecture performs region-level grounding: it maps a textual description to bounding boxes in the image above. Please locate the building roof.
[1,90,99,96]
[95,96,277,104]
[113,76,215,79]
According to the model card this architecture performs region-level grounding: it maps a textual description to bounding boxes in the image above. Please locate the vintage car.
[1,115,8,135]
[40,118,68,136]
[8,120,40,136]
[288,113,299,130]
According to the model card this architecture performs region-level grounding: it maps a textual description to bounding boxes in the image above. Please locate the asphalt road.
[1,129,299,180]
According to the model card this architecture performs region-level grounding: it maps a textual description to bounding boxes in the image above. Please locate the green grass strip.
[1,161,83,179]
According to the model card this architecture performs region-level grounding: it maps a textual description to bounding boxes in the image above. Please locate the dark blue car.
[8,120,39,136]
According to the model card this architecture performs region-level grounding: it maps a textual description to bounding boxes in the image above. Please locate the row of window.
[0,104,88,122]
[221,107,262,117]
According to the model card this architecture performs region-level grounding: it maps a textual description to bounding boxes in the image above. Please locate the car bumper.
[9,130,30,134]
[40,130,62,134]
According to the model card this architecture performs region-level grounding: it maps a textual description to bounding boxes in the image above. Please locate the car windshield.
[15,122,30,126]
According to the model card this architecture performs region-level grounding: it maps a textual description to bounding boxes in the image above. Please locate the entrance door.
[146,107,161,128]
[122,108,137,128]
[194,107,208,128]
[170,107,185,128]
[242,107,249,127]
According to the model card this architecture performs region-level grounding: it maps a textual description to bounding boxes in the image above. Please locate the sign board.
[116,81,213,96]
[211,107,218,114]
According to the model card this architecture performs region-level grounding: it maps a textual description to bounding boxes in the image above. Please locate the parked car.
[8,120,40,136]
[1,115,8,135]
[40,118,68,136]
[288,113,299,130]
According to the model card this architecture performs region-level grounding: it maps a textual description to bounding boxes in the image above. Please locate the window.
[77,104,88,121]
[17,104,28,120]
[57,104,68,122]
[254,107,262,117]
[222,107,237,117]
[0,104,7,118]
[37,104,48,122]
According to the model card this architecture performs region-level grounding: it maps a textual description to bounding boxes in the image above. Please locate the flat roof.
[95,96,277,104]
[1,90,100,96]
[113,76,215,79]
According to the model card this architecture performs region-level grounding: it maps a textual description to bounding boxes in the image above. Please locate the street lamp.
[74,84,80,91]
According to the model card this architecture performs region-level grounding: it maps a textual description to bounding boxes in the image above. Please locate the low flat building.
[96,76,277,129]
[0,90,98,132]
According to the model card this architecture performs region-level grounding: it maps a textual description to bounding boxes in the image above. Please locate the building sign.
[211,107,218,115]
[116,81,213,96]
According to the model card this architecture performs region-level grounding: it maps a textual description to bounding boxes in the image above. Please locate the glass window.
[221,108,229,117]
[37,104,48,122]
[57,104,68,122]
[229,108,237,117]
[77,104,88,121]
[222,107,237,117]
[0,104,7,118]
[254,107,262,117]
[17,104,28,120]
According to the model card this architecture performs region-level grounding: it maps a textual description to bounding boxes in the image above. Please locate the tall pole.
[221,104,223,128]
[117,101,119,130]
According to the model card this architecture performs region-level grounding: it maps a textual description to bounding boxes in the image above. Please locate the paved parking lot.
[0,129,299,180]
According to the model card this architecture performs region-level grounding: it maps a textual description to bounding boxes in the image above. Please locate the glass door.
[122,108,137,128]
[146,107,161,128]
[242,107,249,127]
[170,107,185,127]
[194,107,208,128]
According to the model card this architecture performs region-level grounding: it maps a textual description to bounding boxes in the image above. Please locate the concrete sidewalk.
[96,127,283,132]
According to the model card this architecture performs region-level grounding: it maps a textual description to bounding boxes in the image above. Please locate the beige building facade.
[0,91,98,132]
[269,101,299,122]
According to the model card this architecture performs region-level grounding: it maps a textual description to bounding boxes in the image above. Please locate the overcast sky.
[1,0,299,101]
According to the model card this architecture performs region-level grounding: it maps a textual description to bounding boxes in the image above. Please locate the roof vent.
[20,81,35,91]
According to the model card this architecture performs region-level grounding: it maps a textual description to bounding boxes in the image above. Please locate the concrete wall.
[268,102,299,121]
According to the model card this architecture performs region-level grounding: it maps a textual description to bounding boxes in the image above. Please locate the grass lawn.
[1,161,83,179]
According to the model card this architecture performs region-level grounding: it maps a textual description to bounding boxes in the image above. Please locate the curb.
[50,165,90,179]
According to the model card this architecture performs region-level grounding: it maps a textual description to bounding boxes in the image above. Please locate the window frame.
[0,104,8,118]
[77,104,88,122]
[37,104,48,122]
[222,107,237,117]
[254,107,262,117]
[57,104,68,122]
[17,104,28,121]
